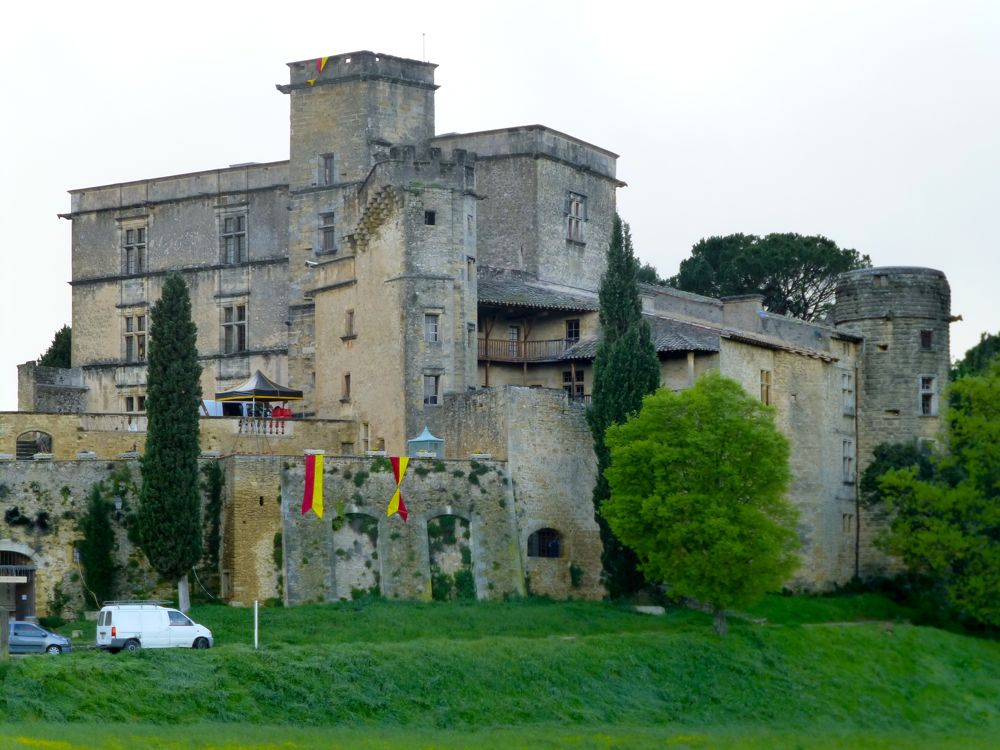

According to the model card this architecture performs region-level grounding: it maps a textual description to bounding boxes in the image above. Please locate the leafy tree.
[78,483,116,608]
[668,233,871,321]
[951,331,999,380]
[38,325,72,368]
[137,273,203,612]
[587,215,662,598]
[860,441,936,512]
[876,361,1000,626]
[636,262,667,286]
[603,373,799,634]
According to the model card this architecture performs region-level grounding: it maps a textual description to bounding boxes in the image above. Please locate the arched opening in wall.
[331,513,379,600]
[0,549,36,619]
[427,514,474,601]
[527,528,561,558]
[15,431,52,460]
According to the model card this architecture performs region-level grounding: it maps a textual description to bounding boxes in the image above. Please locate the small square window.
[424,210,436,226]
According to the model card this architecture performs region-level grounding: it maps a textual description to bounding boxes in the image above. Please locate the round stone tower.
[834,266,951,466]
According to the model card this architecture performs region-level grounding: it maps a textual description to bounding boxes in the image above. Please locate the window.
[123,226,146,274]
[124,314,146,362]
[221,215,246,264]
[562,370,584,398]
[344,309,356,337]
[467,322,476,348]
[527,528,561,558]
[424,313,440,343]
[760,369,772,405]
[361,422,370,453]
[223,304,247,354]
[841,372,855,415]
[168,610,193,626]
[423,374,440,405]
[465,165,475,188]
[321,154,335,186]
[466,256,475,281]
[566,192,586,242]
[125,395,146,413]
[565,319,580,343]
[424,210,436,226]
[919,375,938,416]
[320,213,336,253]
[842,514,854,534]
[873,274,887,287]
[341,372,351,402]
[920,330,934,350]
[842,439,855,484]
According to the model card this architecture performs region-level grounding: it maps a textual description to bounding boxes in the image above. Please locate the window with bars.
[527,528,562,558]
[221,215,246,264]
[222,304,247,354]
[123,226,146,275]
[124,314,146,362]
[566,192,586,242]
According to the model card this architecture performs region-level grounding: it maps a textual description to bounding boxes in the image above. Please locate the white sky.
[1,0,997,411]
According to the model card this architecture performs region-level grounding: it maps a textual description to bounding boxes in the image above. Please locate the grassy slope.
[1,596,998,745]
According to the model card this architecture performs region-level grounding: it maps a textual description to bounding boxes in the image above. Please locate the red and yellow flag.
[387,456,409,522]
[301,452,324,518]
[316,56,329,73]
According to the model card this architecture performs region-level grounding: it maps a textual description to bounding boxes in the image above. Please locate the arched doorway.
[15,431,52,460]
[0,545,36,620]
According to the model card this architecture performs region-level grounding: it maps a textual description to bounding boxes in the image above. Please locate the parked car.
[96,602,213,653]
[8,621,73,655]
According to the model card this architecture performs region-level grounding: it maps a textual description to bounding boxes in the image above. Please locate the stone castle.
[2,51,951,618]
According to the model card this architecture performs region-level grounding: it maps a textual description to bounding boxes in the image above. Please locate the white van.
[96,602,214,652]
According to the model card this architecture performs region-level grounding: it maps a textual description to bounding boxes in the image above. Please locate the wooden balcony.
[478,338,576,363]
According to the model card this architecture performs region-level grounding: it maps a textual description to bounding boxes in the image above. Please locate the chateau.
[2,52,951,617]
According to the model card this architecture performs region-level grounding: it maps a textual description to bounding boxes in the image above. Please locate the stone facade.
[13,50,954,609]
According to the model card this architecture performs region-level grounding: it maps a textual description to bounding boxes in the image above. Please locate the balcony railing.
[479,338,577,363]
[236,417,293,436]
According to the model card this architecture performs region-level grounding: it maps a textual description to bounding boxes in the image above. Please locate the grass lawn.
[2,595,998,748]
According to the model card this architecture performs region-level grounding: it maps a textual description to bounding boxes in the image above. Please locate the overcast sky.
[2,0,997,411]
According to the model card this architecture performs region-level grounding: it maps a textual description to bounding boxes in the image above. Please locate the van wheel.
[193,637,210,650]
[124,639,141,653]
[45,645,62,655]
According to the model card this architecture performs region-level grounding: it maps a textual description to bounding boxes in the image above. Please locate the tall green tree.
[38,325,72,368]
[951,331,999,380]
[78,483,116,608]
[603,373,799,635]
[668,233,871,321]
[588,214,661,597]
[137,273,203,612]
[876,360,1000,626]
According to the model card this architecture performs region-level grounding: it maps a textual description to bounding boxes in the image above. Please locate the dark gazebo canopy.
[215,370,303,402]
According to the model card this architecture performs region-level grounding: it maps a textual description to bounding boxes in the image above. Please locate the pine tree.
[137,273,202,612]
[587,214,661,597]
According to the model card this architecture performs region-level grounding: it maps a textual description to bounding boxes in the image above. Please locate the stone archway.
[0,542,37,620]
[15,430,52,460]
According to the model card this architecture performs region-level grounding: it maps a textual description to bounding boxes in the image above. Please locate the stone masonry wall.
[280,455,523,603]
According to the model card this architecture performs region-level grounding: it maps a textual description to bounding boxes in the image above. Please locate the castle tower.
[277,52,439,414]
[834,267,951,575]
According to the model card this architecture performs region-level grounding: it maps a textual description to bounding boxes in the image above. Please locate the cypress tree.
[79,483,116,608]
[137,273,202,611]
[587,214,661,597]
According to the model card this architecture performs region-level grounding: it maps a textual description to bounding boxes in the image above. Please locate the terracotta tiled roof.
[477,271,598,312]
